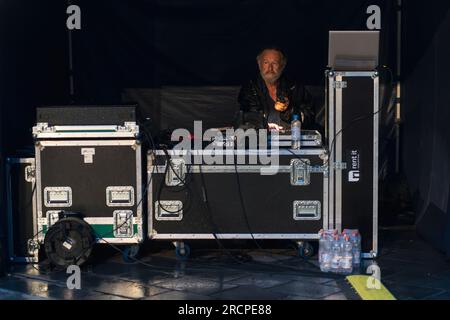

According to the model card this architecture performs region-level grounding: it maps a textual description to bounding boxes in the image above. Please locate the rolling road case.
[34,139,143,244]
[33,106,144,254]
[147,148,330,255]
[6,158,39,263]
[327,71,379,258]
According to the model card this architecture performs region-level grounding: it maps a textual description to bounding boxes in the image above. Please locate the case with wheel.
[147,149,330,242]
[33,106,144,251]
[35,139,143,245]
[326,71,379,258]
[6,157,39,263]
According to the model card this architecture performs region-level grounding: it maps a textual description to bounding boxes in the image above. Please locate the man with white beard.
[237,47,315,131]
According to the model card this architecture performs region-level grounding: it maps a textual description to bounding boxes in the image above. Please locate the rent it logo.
[348,150,360,182]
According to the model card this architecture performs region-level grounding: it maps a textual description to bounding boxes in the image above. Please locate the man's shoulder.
[239,78,262,96]
[281,76,304,91]
[240,77,261,89]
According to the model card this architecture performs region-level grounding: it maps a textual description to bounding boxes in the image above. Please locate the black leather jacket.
[236,75,315,129]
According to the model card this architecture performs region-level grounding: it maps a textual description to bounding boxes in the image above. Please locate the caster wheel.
[44,217,95,268]
[122,245,140,263]
[298,242,314,258]
[175,243,191,261]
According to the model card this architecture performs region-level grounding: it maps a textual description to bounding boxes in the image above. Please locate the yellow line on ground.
[346,275,396,300]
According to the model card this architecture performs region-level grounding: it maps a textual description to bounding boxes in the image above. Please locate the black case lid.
[36,105,137,126]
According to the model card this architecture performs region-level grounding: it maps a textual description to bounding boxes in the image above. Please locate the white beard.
[261,71,281,84]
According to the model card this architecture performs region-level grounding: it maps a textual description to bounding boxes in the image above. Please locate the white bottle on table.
[291,114,301,149]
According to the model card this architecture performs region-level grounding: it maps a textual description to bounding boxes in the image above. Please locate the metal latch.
[309,165,329,174]
[27,239,40,255]
[113,210,134,237]
[47,211,61,227]
[81,148,95,163]
[32,122,51,137]
[25,165,36,182]
[333,81,347,89]
[293,201,321,221]
[118,122,139,136]
[106,186,135,207]
[290,159,311,186]
[155,201,183,221]
[332,162,347,170]
[165,159,186,186]
[44,187,72,207]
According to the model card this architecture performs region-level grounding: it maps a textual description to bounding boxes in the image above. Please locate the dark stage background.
[0,0,397,259]
[402,2,450,257]
[0,0,395,149]
[7,1,450,257]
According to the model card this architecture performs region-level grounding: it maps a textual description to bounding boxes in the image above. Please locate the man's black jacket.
[236,75,315,129]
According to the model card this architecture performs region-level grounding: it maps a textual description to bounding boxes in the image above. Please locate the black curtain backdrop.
[3,0,450,258]
[0,0,395,151]
[0,0,6,273]
[0,0,69,153]
[0,1,399,258]
[402,2,450,256]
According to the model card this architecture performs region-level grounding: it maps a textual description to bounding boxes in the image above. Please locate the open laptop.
[328,31,380,71]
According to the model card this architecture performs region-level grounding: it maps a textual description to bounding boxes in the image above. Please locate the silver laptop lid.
[328,31,380,71]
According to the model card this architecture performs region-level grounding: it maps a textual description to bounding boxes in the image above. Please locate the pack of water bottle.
[318,229,361,274]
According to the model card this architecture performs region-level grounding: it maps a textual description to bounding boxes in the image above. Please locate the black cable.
[134,135,240,263]
[156,146,248,263]
[231,149,327,265]
[196,150,305,263]
[156,144,243,262]
[152,148,243,262]
[232,158,264,251]
[324,66,394,167]
[325,100,386,168]
[197,163,249,264]
[147,129,250,262]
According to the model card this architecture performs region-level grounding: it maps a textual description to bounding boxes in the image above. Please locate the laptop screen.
[328,31,380,71]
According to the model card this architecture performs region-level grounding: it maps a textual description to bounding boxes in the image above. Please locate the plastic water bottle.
[330,235,342,273]
[343,229,362,268]
[319,230,332,272]
[291,114,301,149]
[318,230,324,263]
[351,230,361,268]
[340,235,354,274]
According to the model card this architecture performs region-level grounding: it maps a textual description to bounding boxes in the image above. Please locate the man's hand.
[274,101,289,112]
[268,123,284,131]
